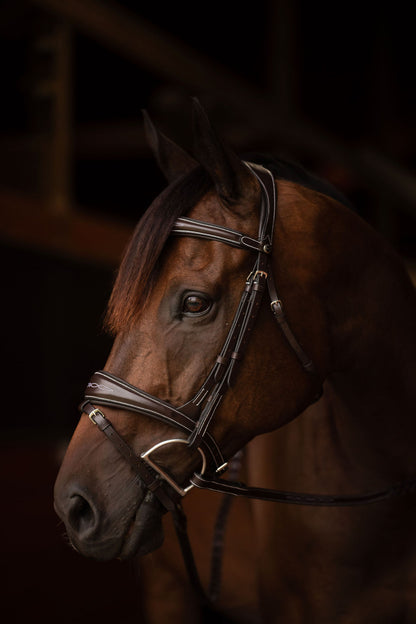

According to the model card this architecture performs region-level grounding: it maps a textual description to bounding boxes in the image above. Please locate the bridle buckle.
[88,407,105,425]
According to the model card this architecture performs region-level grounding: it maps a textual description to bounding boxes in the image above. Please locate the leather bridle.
[79,162,416,601]
[80,163,319,502]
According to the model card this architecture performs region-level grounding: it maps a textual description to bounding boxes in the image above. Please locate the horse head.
[54,101,330,562]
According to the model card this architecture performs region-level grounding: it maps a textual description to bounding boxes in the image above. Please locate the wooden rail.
[0,188,131,267]
[28,0,416,217]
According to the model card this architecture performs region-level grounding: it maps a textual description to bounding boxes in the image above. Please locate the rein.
[79,162,416,603]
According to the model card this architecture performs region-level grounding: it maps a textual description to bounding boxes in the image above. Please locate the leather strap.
[171,504,211,606]
[171,161,276,255]
[172,217,267,253]
[84,371,226,470]
[208,450,243,602]
[177,164,279,450]
[186,269,268,450]
[267,270,318,374]
[190,473,416,506]
[81,401,178,511]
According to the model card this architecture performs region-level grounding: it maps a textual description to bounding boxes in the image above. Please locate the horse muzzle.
[54,452,166,561]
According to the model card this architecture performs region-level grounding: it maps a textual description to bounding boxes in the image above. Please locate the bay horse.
[54,101,416,623]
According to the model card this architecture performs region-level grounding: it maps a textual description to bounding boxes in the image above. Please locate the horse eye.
[182,294,211,316]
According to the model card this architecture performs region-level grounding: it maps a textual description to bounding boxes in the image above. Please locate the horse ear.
[191,98,258,208]
[142,110,197,182]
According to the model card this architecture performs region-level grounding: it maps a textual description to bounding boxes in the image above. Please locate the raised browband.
[171,216,269,253]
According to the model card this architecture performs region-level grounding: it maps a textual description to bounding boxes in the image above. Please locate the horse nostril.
[68,493,98,536]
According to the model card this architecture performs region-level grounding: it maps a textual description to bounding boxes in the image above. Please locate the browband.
[171,216,269,253]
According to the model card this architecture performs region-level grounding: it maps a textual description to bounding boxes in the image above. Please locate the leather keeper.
[216,355,228,366]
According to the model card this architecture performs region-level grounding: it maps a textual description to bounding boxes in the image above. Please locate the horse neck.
[278,182,416,478]
[326,222,415,409]
[326,260,416,476]
[318,203,416,475]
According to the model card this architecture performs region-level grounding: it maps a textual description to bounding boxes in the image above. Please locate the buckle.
[88,407,105,425]
[254,270,268,280]
[270,299,283,314]
[246,269,268,285]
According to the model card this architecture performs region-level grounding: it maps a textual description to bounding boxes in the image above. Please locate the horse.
[54,100,416,623]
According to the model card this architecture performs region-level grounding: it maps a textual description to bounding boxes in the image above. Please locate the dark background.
[1,1,415,622]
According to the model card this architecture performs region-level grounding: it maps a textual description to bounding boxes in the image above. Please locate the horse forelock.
[104,166,213,335]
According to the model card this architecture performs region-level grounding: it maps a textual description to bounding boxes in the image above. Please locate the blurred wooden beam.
[29,0,416,219]
[34,22,73,214]
[408,264,416,286]
[266,0,299,117]
[0,188,131,267]
[29,0,259,103]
